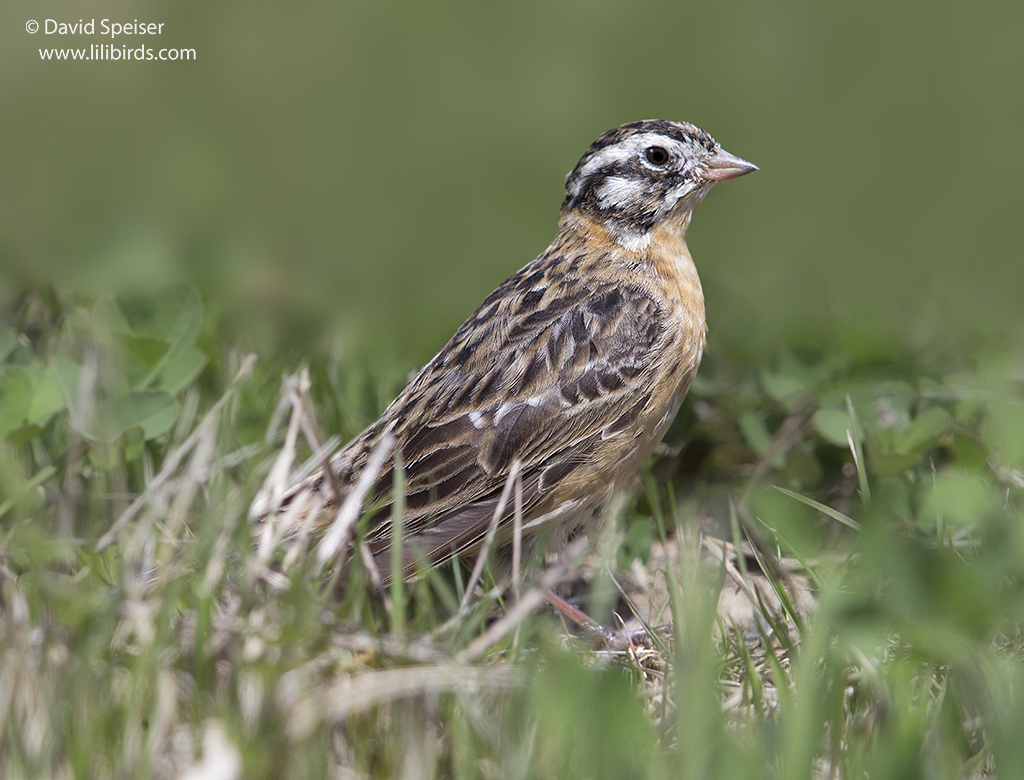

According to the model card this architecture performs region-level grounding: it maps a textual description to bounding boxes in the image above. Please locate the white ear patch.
[596,175,648,209]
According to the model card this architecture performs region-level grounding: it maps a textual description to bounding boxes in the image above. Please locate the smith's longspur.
[253,119,756,581]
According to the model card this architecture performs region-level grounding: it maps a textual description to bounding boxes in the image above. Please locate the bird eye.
[644,146,670,166]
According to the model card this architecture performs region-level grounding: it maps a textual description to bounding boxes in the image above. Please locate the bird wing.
[355,260,677,573]
[268,254,690,577]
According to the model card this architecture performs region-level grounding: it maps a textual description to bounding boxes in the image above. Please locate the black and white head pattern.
[563,119,721,250]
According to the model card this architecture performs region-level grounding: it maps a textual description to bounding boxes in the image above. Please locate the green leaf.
[54,355,179,442]
[813,408,857,447]
[152,347,207,394]
[122,426,147,463]
[0,365,32,437]
[27,367,66,425]
[922,472,999,528]
[760,370,807,411]
[118,389,179,440]
[983,395,1024,469]
[870,381,916,421]
[0,365,66,438]
[864,430,922,478]
[90,296,133,337]
[839,380,915,431]
[82,390,178,442]
[118,286,206,392]
[737,410,773,457]
[895,406,952,453]
[871,425,902,454]
[120,333,173,368]
[3,424,45,445]
[0,464,58,521]
[870,451,922,480]
[118,284,202,345]
[952,430,989,471]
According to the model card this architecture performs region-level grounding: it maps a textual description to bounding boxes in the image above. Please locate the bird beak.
[704,149,758,181]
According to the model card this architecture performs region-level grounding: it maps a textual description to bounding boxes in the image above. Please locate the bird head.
[562,119,756,251]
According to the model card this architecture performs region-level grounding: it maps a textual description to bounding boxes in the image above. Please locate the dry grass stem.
[314,433,396,572]
[459,459,523,611]
[287,665,521,741]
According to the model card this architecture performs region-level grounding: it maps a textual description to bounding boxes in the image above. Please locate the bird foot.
[543,589,667,652]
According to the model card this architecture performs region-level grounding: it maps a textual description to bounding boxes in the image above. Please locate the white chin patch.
[608,226,652,253]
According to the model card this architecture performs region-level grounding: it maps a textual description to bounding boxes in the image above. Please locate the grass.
[2,287,1023,779]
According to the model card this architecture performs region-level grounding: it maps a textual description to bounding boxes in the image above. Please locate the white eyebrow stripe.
[578,133,681,178]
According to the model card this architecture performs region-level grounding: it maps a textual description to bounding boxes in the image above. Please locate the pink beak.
[704,148,758,181]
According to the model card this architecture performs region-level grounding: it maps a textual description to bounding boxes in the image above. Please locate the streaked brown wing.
[355,261,671,573]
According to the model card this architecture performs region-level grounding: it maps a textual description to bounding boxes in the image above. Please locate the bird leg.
[543,589,663,651]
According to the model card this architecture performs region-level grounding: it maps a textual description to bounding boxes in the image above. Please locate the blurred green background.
[3,0,1022,367]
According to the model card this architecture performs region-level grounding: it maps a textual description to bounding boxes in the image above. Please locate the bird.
[253,119,756,584]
